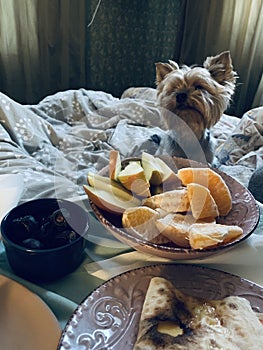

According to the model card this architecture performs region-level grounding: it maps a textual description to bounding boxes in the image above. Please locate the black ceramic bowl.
[1,198,89,283]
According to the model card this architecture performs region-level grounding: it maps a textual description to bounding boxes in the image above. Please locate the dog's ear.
[168,60,180,70]
[155,61,179,85]
[203,51,237,86]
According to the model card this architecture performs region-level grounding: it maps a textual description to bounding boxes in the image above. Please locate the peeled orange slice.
[122,206,168,244]
[142,188,189,213]
[189,223,243,249]
[187,183,219,220]
[155,213,216,248]
[177,167,232,216]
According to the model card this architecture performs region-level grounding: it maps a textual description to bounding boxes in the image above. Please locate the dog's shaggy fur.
[122,51,237,163]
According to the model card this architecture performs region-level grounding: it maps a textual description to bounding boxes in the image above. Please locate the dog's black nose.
[176,92,187,104]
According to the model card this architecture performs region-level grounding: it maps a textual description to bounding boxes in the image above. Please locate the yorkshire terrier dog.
[155,51,237,163]
[122,51,237,163]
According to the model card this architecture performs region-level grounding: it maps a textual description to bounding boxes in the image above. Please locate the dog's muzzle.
[176,92,188,104]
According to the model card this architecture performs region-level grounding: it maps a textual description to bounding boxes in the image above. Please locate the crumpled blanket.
[213,107,263,187]
[0,89,262,203]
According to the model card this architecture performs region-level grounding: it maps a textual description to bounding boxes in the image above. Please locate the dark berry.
[11,215,39,242]
[52,230,78,248]
[39,221,53,238]
[13,215,39,232]
[22,238,43,249]
[49,209,70,231]
[68,230,77,242]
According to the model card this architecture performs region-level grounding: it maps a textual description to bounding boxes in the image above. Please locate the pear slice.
[83,184,141,214]
[87,172,134,201]
[109,150,121,181]
[118,161,151,198]
[141,151,164,185]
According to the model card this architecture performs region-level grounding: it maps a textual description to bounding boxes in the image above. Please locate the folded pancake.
[133,277,263,350]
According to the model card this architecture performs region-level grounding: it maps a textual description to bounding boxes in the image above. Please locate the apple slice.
[141,152,181,190]
[83,184,141,214]
[109,150,121,181]
[87,172,134,201]
[155,157,181,188]
[141,151,164,185]
[118,161,151,198]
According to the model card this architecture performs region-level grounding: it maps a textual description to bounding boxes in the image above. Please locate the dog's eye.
[195,84,203,90]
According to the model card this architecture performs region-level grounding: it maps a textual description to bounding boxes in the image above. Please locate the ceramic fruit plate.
[0,275,61,350]
[89,156,260,260]
[58,264,263,350]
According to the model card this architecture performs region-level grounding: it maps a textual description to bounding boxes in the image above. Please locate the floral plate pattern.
[58,264,263,350]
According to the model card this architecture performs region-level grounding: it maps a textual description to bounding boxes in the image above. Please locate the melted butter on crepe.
[133,277,263,350]
[157,321,183,337]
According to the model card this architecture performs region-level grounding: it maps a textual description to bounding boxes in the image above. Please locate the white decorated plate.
[58,264,263,349]
[0,275,61,350]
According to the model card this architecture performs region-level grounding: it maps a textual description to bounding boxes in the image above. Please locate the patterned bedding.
[0,88,262,203]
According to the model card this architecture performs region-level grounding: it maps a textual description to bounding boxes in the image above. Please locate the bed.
[0,88,262,203]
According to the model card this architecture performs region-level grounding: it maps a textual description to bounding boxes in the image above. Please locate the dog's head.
[155,51,237,139]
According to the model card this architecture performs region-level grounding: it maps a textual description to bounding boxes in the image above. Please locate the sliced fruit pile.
[83,151,243,250]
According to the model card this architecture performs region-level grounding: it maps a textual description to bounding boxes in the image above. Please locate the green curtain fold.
[0,0,86,103]
[179,0,263,116]
[86,0,185,97]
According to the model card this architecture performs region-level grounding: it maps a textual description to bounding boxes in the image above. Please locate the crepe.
[133,277,263,350]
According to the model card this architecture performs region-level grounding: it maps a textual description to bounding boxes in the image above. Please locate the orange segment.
[142,188,189,213]
[187,183,219,220]
[122,206,169,244]
[189,223,243,249]
[177,167,232,216]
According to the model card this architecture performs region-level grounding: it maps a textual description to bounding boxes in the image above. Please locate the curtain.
[253,74,263,107]
[86,0,185,97]
[0,0,86,103]
[0,0,262,117]
[178,0,263,116]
